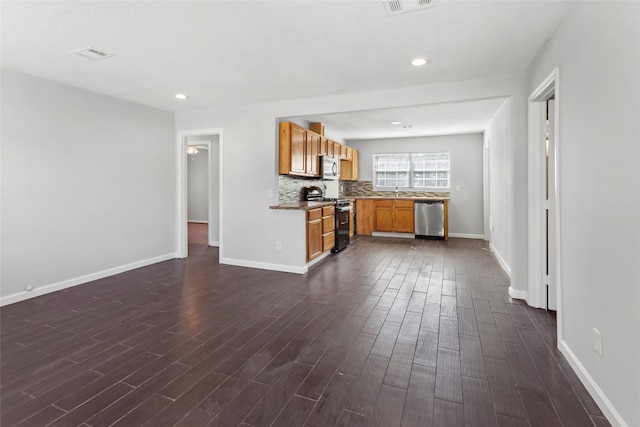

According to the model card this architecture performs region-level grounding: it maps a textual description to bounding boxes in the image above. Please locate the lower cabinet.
[322,206,335,251]
[306,208,323,261]
[374,199,414,233]
[307,205,335,262]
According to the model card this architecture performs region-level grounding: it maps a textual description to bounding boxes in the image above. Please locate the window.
[373,152,450,190]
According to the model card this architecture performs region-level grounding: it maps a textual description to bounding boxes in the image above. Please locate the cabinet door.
[319,137,328,156]
[327,140,335,157]
[394,200,415,233]
[356,199,374,236]
[375,200,394,232]
[352,150,359,180]
[289,123,306,175]
[349,202,354,238]
[307,209,323,261]
[306,132,320,176]
[346,146,353,161]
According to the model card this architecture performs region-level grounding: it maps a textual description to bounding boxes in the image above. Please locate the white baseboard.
[306,251,332,269]
[489,242,511,277]
[448,233,485,239]
[209,241,220,247]
[188,220,208,224]
[508,286,528,300]
[558,340,627,427]
[371,232,415,239]
[219,257,308,275]
[0,253,177,307]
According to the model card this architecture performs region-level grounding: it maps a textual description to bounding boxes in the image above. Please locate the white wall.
[187,148,208,222]
[526,3,640,426]
[176,74,527,274]
[349,133,485,237]
[1,70,176,305]
[484,99,513,276]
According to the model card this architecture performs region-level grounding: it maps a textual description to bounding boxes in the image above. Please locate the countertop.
[269,201,337,211]
[353,196,450,201]
[270,196,448,210]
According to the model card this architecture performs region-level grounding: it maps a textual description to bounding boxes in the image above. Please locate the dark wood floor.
[1,231,610,426]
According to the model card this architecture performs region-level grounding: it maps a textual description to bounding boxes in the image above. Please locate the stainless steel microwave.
[322,156,339,180]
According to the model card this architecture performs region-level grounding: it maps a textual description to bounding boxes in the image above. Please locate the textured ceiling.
[1,1,573,137]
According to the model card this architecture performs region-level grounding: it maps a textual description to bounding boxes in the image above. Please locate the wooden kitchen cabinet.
[340,149,359,181]
[279,122,320,178]
[322,206,335,252]
[319,137,327,156]
[356,199,375,236]
[374,200,394,231]
[306,132,320,176]
[362,198,417,234]
[393,200,415,233]
[349,201,354,238]
[307,208,323,261]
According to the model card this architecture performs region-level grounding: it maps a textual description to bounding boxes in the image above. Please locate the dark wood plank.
[434,348,463,403]
[462,376,497,426]
[401,364,436,427]
[244,362,312,427]
[371,384,406,427]
[271,395,317,427]
[296,347,348,400]
[432,398,464,427]
[345,354,389,416]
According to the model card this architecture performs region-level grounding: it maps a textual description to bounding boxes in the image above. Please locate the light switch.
[267,188,273,198]
[455,185,461,191]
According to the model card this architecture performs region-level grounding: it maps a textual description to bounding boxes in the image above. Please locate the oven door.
[332,205,351,252]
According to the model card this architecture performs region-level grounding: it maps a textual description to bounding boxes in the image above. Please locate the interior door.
[546,99,557,310]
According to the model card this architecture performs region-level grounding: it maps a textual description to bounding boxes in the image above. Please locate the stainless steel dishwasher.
[415,200,445,239]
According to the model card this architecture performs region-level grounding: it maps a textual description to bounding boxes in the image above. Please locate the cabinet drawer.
[374,200,393,208]
[394,200,414,208]
[322,216,335,233]
[323,232,335,251]
[307,208,322,221]
[322,206,335,216]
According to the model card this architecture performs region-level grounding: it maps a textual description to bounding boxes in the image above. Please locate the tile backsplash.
[278,175,338,202]
[278,177,449,203]
[341,180,449,199]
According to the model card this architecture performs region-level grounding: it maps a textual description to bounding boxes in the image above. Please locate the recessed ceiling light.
[411,58,428,66]
[175,93,189,100]
[390,121,402,125]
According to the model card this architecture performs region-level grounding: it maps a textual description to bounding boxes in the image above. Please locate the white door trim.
[176,128,223,258]
[527,67,562,339]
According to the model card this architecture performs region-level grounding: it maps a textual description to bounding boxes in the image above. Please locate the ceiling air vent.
[69,47,114,61]
[383,0,434,16]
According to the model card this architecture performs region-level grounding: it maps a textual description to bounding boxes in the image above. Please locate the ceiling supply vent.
[69,47,114,62]
[383,0,434,16]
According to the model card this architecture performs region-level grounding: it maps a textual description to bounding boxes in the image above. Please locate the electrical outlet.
[455,185,461,191]
[275,241,282,252]
[25,285,34,292]
[267,188,273,198]
[593,328,602,356]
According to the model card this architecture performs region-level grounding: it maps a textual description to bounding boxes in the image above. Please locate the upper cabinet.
[279,122,319,177]
[279,121,358,180]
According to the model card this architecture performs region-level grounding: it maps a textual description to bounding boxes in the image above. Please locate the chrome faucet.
[395,185,399,196]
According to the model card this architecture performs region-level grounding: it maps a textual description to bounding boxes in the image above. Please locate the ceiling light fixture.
[186,146,199,155]
[411,58,428,66]
[390,121,402,125]
[175,93,189,100]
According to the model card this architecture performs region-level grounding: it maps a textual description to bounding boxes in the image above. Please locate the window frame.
[372,152,451,191]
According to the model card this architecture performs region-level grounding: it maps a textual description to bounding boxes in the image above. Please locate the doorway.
[177,129,223,258]
[528,68,562,336]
